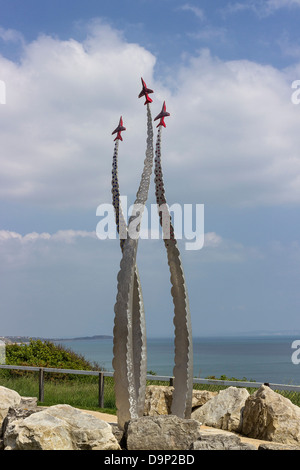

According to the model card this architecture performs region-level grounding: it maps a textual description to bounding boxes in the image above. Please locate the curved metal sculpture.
[111,135,147,420]
[111,78,193,429]
[154,121,193,418]
[112,100,154,429]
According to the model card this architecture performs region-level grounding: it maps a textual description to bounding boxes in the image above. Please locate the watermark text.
[291,339,300,365]
[0,340,6,364]
[96,197,204,251]
[0,80,6,104]
[291,80,300,105]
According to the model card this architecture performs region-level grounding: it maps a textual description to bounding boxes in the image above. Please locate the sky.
[0,0,300,338]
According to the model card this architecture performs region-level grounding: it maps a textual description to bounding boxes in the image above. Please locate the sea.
[55,335,300,386]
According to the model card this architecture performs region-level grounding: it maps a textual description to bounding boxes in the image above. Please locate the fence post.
[98,372,104,408]
[39,368,44,402]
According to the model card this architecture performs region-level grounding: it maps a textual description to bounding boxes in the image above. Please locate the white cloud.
[224,0,300,17]
[0,230,22,241]
[0,229,96,243]
[0,26,25,44]
[188,26,227,42]
[165,50,300,206]
[179,4,206,20]
[267,0,300,11]
[0,21,156,209]
[204,232,222,247]
[0,229,255,266]
[0,229,99,270]
[277,31,300,59]
[51,230,97,243]
[0,21,300,212]
[198,231,263,263]
[0,228,295,338]
[0,227,120,337]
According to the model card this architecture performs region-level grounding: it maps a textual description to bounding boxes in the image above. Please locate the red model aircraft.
[112,116,126,141]
[138,77,154,105]
[154,101,170,128]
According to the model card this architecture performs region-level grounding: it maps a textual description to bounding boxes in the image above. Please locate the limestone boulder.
[143,385,217,416]
[4,404,120,450]
[4,409,73,450]
[192,386,249,432]
[192,429,257,450]
[1,405,43,438]
[192,389,218,409]
[241,384,300,445]
[0,386,22,427]
[19,396,38,409]
[144,386,173,416]
[125,415,202,450]
[258,442,300,450]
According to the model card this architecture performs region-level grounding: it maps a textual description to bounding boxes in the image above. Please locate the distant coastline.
[0,335,113,344]
[1,329,300,345]
[52,335,113,342]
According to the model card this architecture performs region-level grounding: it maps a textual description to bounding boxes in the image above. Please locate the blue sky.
[0,0,300,338]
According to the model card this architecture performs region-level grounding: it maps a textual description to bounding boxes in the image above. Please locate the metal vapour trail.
[112,99,154,429]
[111,138,147,424]
[154,124,193,419]
[111,78,193,429]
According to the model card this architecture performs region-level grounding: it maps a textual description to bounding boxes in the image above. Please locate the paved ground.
[80,409,118,424]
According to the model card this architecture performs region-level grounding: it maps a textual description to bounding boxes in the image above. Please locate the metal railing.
[1,364,300,408]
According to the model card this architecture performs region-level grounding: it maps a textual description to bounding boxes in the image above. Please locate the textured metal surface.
[111,140,147,419]
[112,104,154,429]
[154,125,193,418]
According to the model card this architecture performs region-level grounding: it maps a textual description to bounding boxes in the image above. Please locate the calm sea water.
[55,336,300,386]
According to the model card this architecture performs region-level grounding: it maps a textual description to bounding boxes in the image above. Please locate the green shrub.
[3,339,100,381]
[205,374,255,382]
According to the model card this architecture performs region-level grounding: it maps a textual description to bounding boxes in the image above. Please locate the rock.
[1,405,42,439]
[19,396,38,409]
[192,390,218,410]
[143,385,217,416]
[241,384,300,445]
[191,386,249,432]
[125,415,202,450]
[3,404,120,450]
[0,386,21,427]
[144,386,173,416]
[258,442,300,450]
[110,423,126,448]
[4,410,74,450]
[192,429,257,450]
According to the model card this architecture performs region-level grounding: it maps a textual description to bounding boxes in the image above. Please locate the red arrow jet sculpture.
[112,116,126,141]
[154,101,170,128]
[138,77,154,105]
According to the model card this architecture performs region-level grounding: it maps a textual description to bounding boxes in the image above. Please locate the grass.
[0,371,117,415]
[0,339,117,414]
[1,369,300,413]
